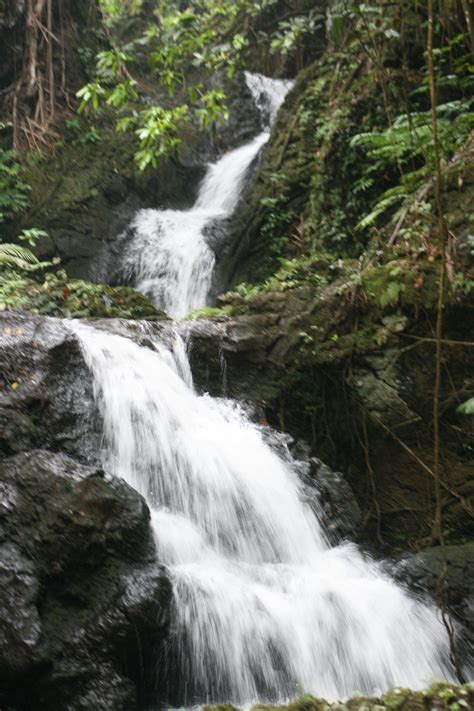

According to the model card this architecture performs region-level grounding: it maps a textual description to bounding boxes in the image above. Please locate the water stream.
[73,322,451,705]
[73,73,453,705]
[122,73,291,318]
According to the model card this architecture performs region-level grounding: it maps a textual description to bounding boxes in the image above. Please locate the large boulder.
[0,312,173,708]
[0,449,171,711]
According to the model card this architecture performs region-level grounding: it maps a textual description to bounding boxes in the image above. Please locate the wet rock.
[305,458,362,541]
[0,542,41,680]
[0,311,99,463]
[395,544,474,631]
[184,288,314,401]
[0,449,171,711]
[213,71,263,151]
[262,434,362,541]
[391,543,474,679]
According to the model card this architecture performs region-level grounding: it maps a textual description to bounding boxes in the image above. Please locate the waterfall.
[122,74,291,318]
[72,72,454,705]
[72,321,452,705]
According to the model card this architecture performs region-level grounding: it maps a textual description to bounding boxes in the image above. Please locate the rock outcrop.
[184,283,474,553]
[394,543,474,675]
[0,312,100,462]
[0,449,171,711]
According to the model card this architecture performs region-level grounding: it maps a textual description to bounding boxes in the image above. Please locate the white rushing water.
[122,73,291,318]
[74,72,454,705]
[73,321,452,705]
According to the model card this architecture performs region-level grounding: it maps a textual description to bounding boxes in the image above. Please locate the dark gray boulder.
[0,449,171,711]
[0,542,41,682]
[393,543,474,679]
[305,458,362,541]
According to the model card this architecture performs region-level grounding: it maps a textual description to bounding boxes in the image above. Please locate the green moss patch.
[361,260,440,312]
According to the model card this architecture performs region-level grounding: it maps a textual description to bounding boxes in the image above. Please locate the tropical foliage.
[77,1,327,168]
[0,146,31,226]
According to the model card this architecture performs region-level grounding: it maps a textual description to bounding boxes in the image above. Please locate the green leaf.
[457,398,474,415]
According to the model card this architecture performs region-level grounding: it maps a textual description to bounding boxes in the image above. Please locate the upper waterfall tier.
[121,74,292,318]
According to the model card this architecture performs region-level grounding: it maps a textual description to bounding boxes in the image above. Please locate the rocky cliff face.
[185,285,473,549]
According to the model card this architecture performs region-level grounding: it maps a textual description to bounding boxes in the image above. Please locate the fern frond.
[356,193,404,231]
[0,243,40,269]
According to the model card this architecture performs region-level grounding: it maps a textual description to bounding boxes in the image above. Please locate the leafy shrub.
[0,148,31,225]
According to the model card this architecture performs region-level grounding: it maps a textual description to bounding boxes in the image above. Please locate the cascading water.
[72,72,455,706]
[72,321,452,706]
[122,73,291,318]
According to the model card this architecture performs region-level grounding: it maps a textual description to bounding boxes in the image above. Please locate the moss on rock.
[0,269,163,319]
[203,685,473,711]
[10,119,205,282]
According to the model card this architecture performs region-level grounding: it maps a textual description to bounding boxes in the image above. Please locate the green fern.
[0,149,31,224]
[0,243,40,270]
[351,98,474,232]
[356,192,406,231]
[379,281,405,308]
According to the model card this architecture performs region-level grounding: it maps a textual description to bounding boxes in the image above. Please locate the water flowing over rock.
[71,320,453,705]
[121,74,292,318]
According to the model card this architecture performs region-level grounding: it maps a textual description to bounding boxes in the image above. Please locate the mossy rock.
[0,270,164,319]
[202,685,473,711]
[226,54,388,287]
[10,121,205,282]
[361,260,440,312]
